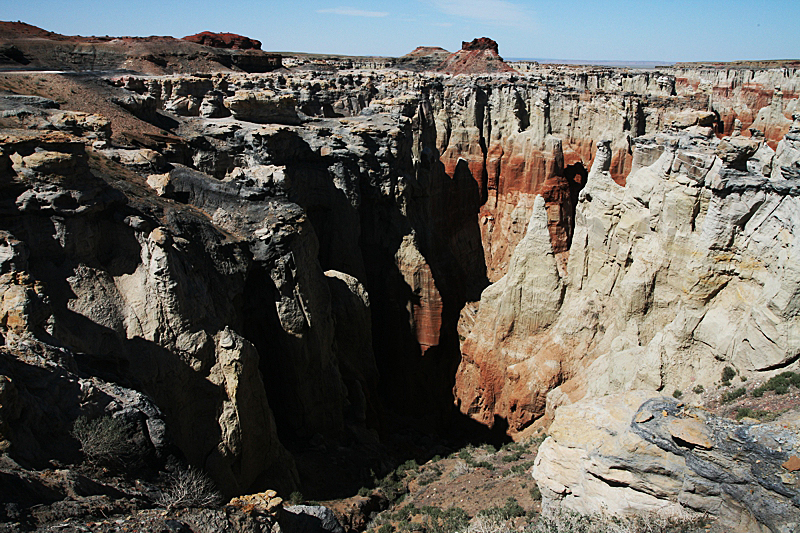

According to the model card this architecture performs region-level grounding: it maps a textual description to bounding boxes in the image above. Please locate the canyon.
[1,25,800,532]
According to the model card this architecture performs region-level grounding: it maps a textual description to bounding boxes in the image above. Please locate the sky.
[4,0,799,62]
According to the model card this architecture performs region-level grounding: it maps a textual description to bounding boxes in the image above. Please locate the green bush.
[377,472,407,503]
[672,389,682,399]
[419,506,468,533]
[501,447,525,462]
[692,384,705,394]
[478,497,526,521]
[358,487,371,497]
[722,366,736,383]
[289,491,304,505]
[530,485,542,500]
[396,459,419,477]
[473,460,495,470]
[752,372,800,397]
[736,407,770,420]
[721,387,746,403]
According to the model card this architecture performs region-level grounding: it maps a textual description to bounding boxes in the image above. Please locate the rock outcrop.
[0,39,799,522]
[0,22,282,74]
[436,38,515,75]
[182,32,263,50]
[456,116,800,435]
[533,392,800,532]
[394,46,451,72]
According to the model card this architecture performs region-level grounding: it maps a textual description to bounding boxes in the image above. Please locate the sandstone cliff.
[456,111,800,437]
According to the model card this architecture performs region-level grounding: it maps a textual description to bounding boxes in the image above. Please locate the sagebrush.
[71,414,136,465]
[156,466,222,510]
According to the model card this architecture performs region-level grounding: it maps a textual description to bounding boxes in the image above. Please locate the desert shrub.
[458,448,474,462]
[378,472,408,503]
[509,460,536,476]
[736,407,768,420]
[289,491,304,504]
[529,485,541,501]
[358,486,371,497]
[450,460,474,479]
[527,506,709,533]
[377,524,393,533]
[692,384,705,394]
[672,389,682,399]
[421,506,469,533]
[721,387,746,403]
[396,459,419,477]
[721,366,736,383]
[509,464,526,475]
[502,450,524,463]
[71,415,137,466]
[156,466,221,511]
[478,497,525,521]
[751,372,800,397]
[418,466,442,486]
[501,441,525,453]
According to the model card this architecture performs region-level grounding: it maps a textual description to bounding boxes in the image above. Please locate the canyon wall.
[455,109,800,436]
[1,61,798,508]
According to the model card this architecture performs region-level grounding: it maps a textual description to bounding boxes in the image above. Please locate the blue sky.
[4,0,798,62]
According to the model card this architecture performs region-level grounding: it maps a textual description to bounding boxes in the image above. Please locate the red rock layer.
[674,76,798,149]
[436,37,515,75]
[182,31,262,50]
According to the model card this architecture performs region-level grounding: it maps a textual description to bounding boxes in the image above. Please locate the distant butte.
[435,37,515,75]
[182,31,262,50]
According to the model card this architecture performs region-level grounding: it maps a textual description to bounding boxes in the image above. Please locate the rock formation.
[436,37,515,75]
[183,31,263,50]
[394,46,451,72]
[533,392,800,532]
[455,107,800,438]
[0,22,281,73]
[0,27,799,528]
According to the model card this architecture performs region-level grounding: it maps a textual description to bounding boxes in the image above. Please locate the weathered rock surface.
[1,45,799,524]
[0,21,282,74]
[456,121,800,437]
[533,392,800,532]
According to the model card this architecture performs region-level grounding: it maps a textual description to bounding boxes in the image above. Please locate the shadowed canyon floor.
[1,22,800,533]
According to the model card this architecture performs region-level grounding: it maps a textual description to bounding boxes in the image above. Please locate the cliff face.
[455,111,800,436]
[0,56,798,516]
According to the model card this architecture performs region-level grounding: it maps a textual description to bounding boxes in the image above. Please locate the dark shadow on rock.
[280,505,345,533]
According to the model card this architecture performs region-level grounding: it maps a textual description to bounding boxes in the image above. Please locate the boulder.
[533,392,800,533]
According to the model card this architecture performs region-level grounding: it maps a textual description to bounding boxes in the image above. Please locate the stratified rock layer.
[455,117,800,437]
[436,37,515,75]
